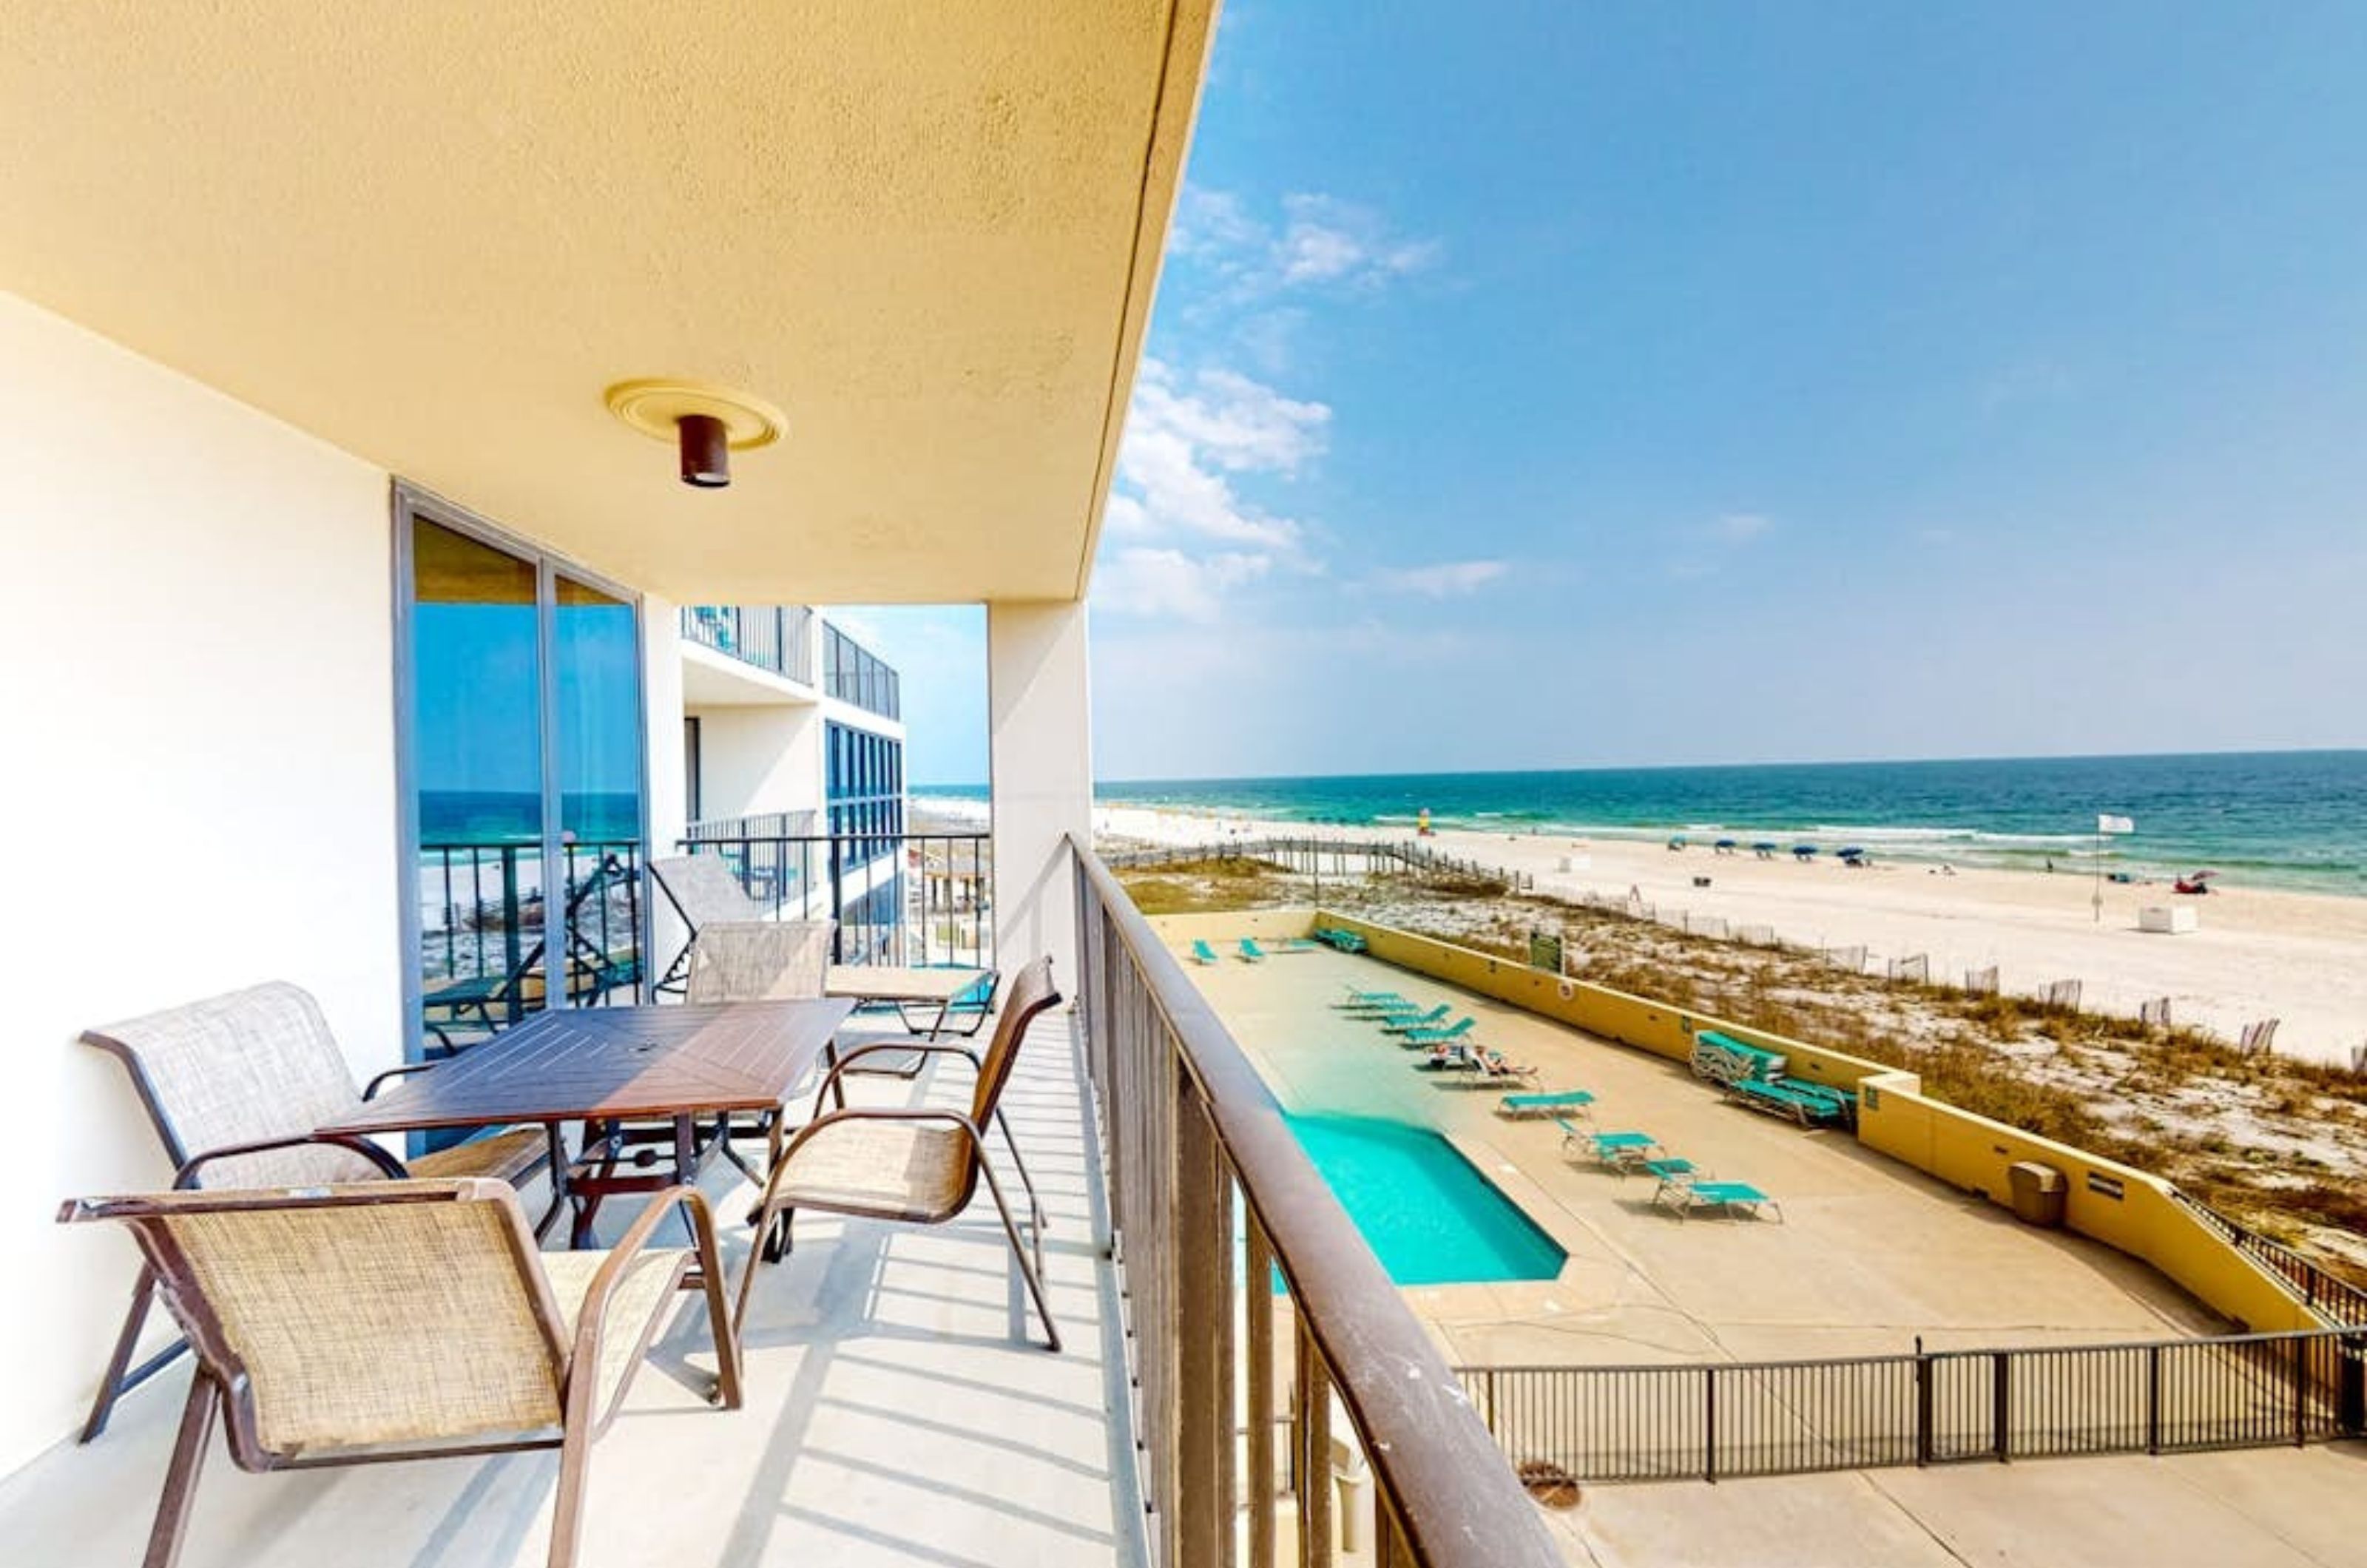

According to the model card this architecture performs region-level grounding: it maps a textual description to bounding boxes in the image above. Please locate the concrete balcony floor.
[0,1013,1147,1568]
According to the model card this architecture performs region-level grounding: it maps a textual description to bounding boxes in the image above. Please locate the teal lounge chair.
[1658,1180,1783,1222]
[1498,1089,1594,1119]
[1277,938,1319,954]
[1238,939,1267,962]
[1379,1005,1453,1033]
[1334,987,1408,1010]
[1641,1157,1701,1186]
[1581,1130,1660,1169]
[1399,1017,1476,1046]
[1190,940,1220,966]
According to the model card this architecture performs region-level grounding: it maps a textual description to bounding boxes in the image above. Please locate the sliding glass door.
[399,493,646,1059]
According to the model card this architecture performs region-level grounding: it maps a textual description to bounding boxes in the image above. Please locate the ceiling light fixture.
[604,379,787,490]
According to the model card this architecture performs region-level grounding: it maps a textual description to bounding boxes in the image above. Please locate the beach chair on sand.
[1399,1016,1476,1047]
[1238,938,1268,962]
[1657,1180,1783,1222]
[1379,1004,1453,1033]
[1498,1089,1594,1120]
[1191,940,1220,966]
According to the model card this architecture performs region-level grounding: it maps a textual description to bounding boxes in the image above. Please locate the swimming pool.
[1283,1112,1567,1285]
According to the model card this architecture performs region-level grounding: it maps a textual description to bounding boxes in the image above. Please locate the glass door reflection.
[409,519,547,1054]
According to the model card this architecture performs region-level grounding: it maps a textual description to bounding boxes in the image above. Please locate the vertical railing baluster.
[1297,1317,1332,1568]
[1175,1092,1229,1568]
[1246,1219,1277,1568]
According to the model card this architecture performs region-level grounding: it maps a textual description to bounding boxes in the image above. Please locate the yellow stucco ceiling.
[0,1,1216,604]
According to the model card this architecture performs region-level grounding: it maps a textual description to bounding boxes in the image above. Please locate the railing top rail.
[1075,841,1561,1568]
[676,831,984,847]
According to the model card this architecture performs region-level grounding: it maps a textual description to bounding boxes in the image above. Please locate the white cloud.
[1092,547,1272,624]
[1098,359,1328,588]
[1368,560,1508,598]
[1170,186,1439,304]
[1714,512,1773,543]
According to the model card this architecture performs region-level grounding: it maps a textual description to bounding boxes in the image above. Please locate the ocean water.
[928,751,2367,896]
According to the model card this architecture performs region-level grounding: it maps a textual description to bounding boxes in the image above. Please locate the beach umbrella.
[1714,838,1738,850]
[1839,845,1865,858]
[1793,844,1817,856]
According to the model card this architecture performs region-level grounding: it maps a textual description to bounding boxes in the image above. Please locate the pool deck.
[1178,941,2367,1567]
[1188,944,2223,1369]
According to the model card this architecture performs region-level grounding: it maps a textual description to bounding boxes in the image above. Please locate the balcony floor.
[1,1013,1147,1568]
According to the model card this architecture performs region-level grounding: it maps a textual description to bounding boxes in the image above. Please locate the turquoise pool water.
[1283,1112,1567,1285]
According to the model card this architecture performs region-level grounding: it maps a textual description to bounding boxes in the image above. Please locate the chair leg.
[687,1208,743,1410]
[143,1369,218,1568]
[993,1107,1049,1235]
[977,1160,1061,1353]
[84,1265,186,1443]
[544,1415,593,1568]
[733,1207,791,1338]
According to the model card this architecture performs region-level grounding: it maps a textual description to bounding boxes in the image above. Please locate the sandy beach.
[1078,802,2367,1067]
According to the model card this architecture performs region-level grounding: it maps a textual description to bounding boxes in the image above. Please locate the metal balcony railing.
[821,622,900,721]
[678,830,990,970]
[1070,841,1563,1568]
[681,604,816,685]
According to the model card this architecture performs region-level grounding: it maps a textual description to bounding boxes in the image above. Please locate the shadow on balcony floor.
[1,1013,1146,1568]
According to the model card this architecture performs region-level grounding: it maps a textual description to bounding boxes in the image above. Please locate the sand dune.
[1090,804,2367,1067]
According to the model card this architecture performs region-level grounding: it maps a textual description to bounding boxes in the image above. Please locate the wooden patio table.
[320,999,853,1248]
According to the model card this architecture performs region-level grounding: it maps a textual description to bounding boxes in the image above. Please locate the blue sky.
[855,1,2367,787]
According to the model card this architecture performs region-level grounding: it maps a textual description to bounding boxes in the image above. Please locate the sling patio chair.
[58,1178,740,1568]
[646,920,837,1180]
[647,853,775,996]
[733,956,1065,1348]
[77,981,551,1443]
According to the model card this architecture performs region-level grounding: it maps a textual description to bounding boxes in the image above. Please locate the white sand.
[1087,802,2367,1067]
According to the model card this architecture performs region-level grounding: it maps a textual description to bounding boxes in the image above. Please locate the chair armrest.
[570,1186,737,1424]
[173,1133,408,1189]
[362,1061,442,1100]
[811,1040,982,1108]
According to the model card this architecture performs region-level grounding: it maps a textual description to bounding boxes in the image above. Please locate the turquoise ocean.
[926,751,2367,898]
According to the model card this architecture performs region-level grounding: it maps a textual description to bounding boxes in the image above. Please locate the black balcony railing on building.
[678,831,989,969]
[1460,1326,2367,1484]
[682,604,816,685]
[1071,842,1564,1568]
[823,622,900,720]
[683,810,820,844]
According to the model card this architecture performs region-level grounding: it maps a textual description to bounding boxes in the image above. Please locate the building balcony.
[7,845,1556,1568]
[683,605,818,688]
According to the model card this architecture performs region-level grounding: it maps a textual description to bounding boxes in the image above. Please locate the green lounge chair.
[1498,1089,1594,1119]
[1190,940,1220,966]
[1726,1076,1854,1128]
[1334,987,1408,1010]
[1641,1157,1701,1186]
[1658,1180,1783,1222]
[1379,1005,1453,1033]
[1276,937,1319,954]
[1581,1130,1659,1169]
[1237,938,1267,962]
[1399,1016,1476,1046]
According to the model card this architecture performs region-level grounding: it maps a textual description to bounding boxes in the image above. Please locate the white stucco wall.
[0,294,403,1476]
[987,600,1092,984]
[692,704,824,824]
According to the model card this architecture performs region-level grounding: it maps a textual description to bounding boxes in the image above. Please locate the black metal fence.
[679,831,990,967]
[417,839,644,1050]
[823,622,900,720]
[2171,1190,2367,1328]
[1461,1328,2367,1484]
[681,604,815,684]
